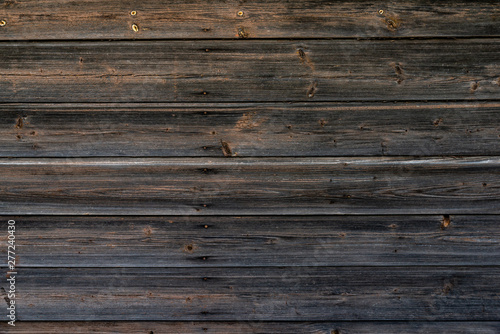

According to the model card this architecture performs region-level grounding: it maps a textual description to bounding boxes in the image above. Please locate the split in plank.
[1,40,499,102]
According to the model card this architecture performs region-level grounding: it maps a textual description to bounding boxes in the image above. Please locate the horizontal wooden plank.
[1,40,499,102]
[2,215,499,267]
[3,102,500,157]
[0,0,498,40]
[2,321,500,334]
[2,266,499,321]
[0,157,498,215]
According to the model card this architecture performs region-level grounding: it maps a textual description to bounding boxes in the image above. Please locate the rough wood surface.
[1,40,499,103]
[1,0,499,330]
[0,0,498,40]
[0,157,498,215]
[1,215,498,267]
[3,102,500,157]
[2,321,499,334]
[3,267,499,321]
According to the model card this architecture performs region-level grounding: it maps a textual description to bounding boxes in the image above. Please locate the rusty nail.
[130,10,137,16]
[237,11,244,16]
[378,9,384,15]
[132,24,139,32]
[0,20,6,27]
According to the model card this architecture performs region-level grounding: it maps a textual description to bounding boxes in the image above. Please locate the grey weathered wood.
[0,0,498,40]
[0,0,498,330]
[3,102,500,157]
[2,215,498,267]
[2,321,499,334]
[0,157,498,215]
[1,40,499,103]
[2,266,499,321]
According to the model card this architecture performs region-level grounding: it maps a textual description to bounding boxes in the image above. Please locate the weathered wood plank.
[1,40,499,102]
[2,267,499,320]
[0,157,498,215]
[1,215,499,267]
[3,102,500,157]
[2,321,500,334]
[0,0,499,40]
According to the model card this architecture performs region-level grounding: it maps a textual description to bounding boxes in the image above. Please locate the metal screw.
[0,20,6,27]
[237,11,244,16]
[378,9,384,15]
[132,24,139,32]
[130,10,137,16]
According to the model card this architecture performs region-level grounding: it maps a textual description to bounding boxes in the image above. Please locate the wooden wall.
[0,1,499,333]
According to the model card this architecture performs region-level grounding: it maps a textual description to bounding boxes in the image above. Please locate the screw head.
[132,24,139,32]
[378,9,384,15]
[130,10,137,16]
[0,20,6,27]
[237,11,244,16]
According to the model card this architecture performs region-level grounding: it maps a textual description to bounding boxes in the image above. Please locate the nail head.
[130,10,137,16]
[0,20,6,27]
[132,24,139,32]
[237,11,244,16]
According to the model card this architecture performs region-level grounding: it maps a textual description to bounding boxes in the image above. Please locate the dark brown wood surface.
[2,215,498,267]
[2,102,500,157]
[3,321,500,334]
[1,0,499,332]
[3,266,499,321]
[0,157,498,215]
[1,39,499,103]
[0,0,499,40]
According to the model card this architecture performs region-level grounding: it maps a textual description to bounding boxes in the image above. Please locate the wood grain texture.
[0,0,499,40]
[2,215,498,267]
[2,321,499,334]
[0,157,499,215]
[2,266,499,321]
[1,39,499,103]
[3,102,500,157]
